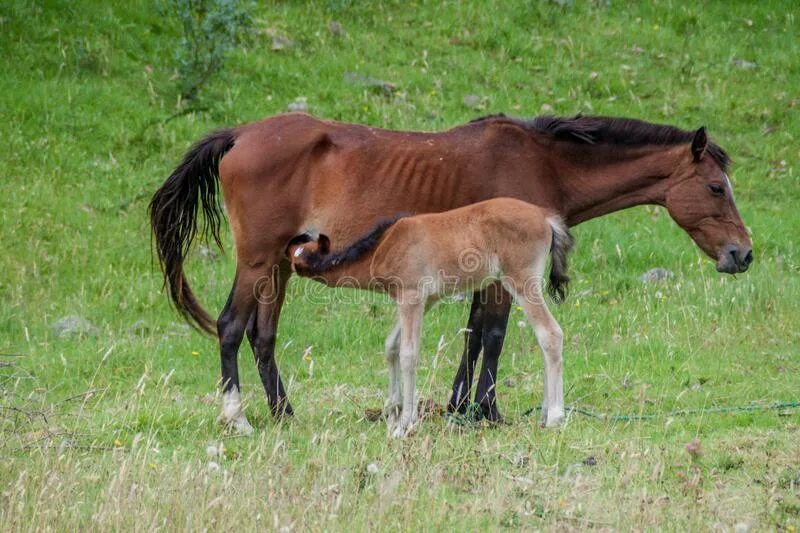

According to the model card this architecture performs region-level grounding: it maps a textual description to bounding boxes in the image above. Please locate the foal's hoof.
[390,421,416,439]
[542,409,565,428]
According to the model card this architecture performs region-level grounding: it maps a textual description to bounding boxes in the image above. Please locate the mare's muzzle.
[716,243,753,274]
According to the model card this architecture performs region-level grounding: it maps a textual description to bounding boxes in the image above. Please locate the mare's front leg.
[393,297,424,438]
[448,293,484,413]
[246,261,294,418]
[473,282,512,422]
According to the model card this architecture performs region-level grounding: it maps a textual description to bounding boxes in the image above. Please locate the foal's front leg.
[383,318,402,434]
[393,298,424,438]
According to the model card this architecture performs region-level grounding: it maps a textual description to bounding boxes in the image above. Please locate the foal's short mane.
[473,113,730,170]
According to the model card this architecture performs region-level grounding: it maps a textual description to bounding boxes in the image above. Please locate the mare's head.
[664,128,752,273]
[286,233,330,275]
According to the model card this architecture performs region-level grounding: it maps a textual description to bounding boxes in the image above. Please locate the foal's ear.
[318,234,331,254]
[691,126,707,162]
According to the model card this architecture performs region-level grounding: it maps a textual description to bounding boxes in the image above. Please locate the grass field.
[1,0,799,529]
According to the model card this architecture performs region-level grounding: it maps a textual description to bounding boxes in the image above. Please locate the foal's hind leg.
[217,268,263,434]
[505,276,565,428]
[473,282,512,423]
[246,261,294,418]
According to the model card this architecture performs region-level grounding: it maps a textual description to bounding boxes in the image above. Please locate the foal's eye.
[707,183,724,196]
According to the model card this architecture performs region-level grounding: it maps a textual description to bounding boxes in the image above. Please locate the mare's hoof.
[218,414,254,435]
[478,402,504,424]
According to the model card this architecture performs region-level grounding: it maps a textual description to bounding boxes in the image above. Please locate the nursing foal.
[287,198,574,437]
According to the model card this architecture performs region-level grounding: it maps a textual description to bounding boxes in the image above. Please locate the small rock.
[286,97,308,113]
[461,94,482,109]
[271,35,295,51]
[198,245,219,261]
[343,72,397,96]
[166,321,191,337]
[640,267,674,283]
[52,316,99,339]
[366,463,379,474]
[731,58,757,70]
[328,21,345,37]
[582,456,598,466]
[128,320,148,335]
[207,461,220,473]
[206,444,219,458]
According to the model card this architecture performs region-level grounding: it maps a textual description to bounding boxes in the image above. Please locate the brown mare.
[149,113,752,433]
[286,198,574,436]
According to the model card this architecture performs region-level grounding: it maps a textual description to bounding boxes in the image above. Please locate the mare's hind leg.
[217,268,263,434]
[473,282,512,423]
[247,261,294,418]
[447,293,484,414]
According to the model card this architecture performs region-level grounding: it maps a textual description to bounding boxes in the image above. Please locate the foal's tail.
[546,215,574,304]
[295,216,407,276]
[148,129,236,335]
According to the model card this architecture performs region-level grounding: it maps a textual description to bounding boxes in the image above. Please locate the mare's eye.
[708,183,724,196]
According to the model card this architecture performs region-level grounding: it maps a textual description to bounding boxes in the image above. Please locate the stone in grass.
[328,21,346,37]
[286,97,309,113]
[52,316,99,339]
[343,72,397,96]
[128,320,149,335]
[198,245,219,261]
[640,267,674,283]
[461,94,482,109]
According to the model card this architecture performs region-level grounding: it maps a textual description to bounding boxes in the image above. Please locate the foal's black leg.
[447,293,484,413]
[473,283,512,423]
[247,264,294,418]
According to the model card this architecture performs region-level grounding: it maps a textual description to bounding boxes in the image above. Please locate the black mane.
[476,114,730,170]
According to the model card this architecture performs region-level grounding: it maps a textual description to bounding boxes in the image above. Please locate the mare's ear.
[691,127,707,162]
[318,234,331,254]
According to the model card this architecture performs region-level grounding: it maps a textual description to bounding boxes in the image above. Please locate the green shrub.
[163,0,254,100]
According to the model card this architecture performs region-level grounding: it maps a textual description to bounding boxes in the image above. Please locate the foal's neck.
[556,144,682,225]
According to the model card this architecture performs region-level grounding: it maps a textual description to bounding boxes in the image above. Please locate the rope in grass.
[444,401,800,427]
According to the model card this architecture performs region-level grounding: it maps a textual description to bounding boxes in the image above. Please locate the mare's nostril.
[742,249,753,267]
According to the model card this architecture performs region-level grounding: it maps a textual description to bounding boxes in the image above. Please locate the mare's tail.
[148,129,236,335]
[546,215,575,303]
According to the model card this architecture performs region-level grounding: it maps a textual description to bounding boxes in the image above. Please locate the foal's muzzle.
[716,243,753,274]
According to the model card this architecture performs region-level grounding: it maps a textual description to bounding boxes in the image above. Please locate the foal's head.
[664,128,752,274]
[286,234,331,274]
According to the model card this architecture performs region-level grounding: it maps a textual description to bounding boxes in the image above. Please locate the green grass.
[1,0,799,529]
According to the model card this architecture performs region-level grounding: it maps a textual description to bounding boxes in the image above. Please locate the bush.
[164,0,255,100]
